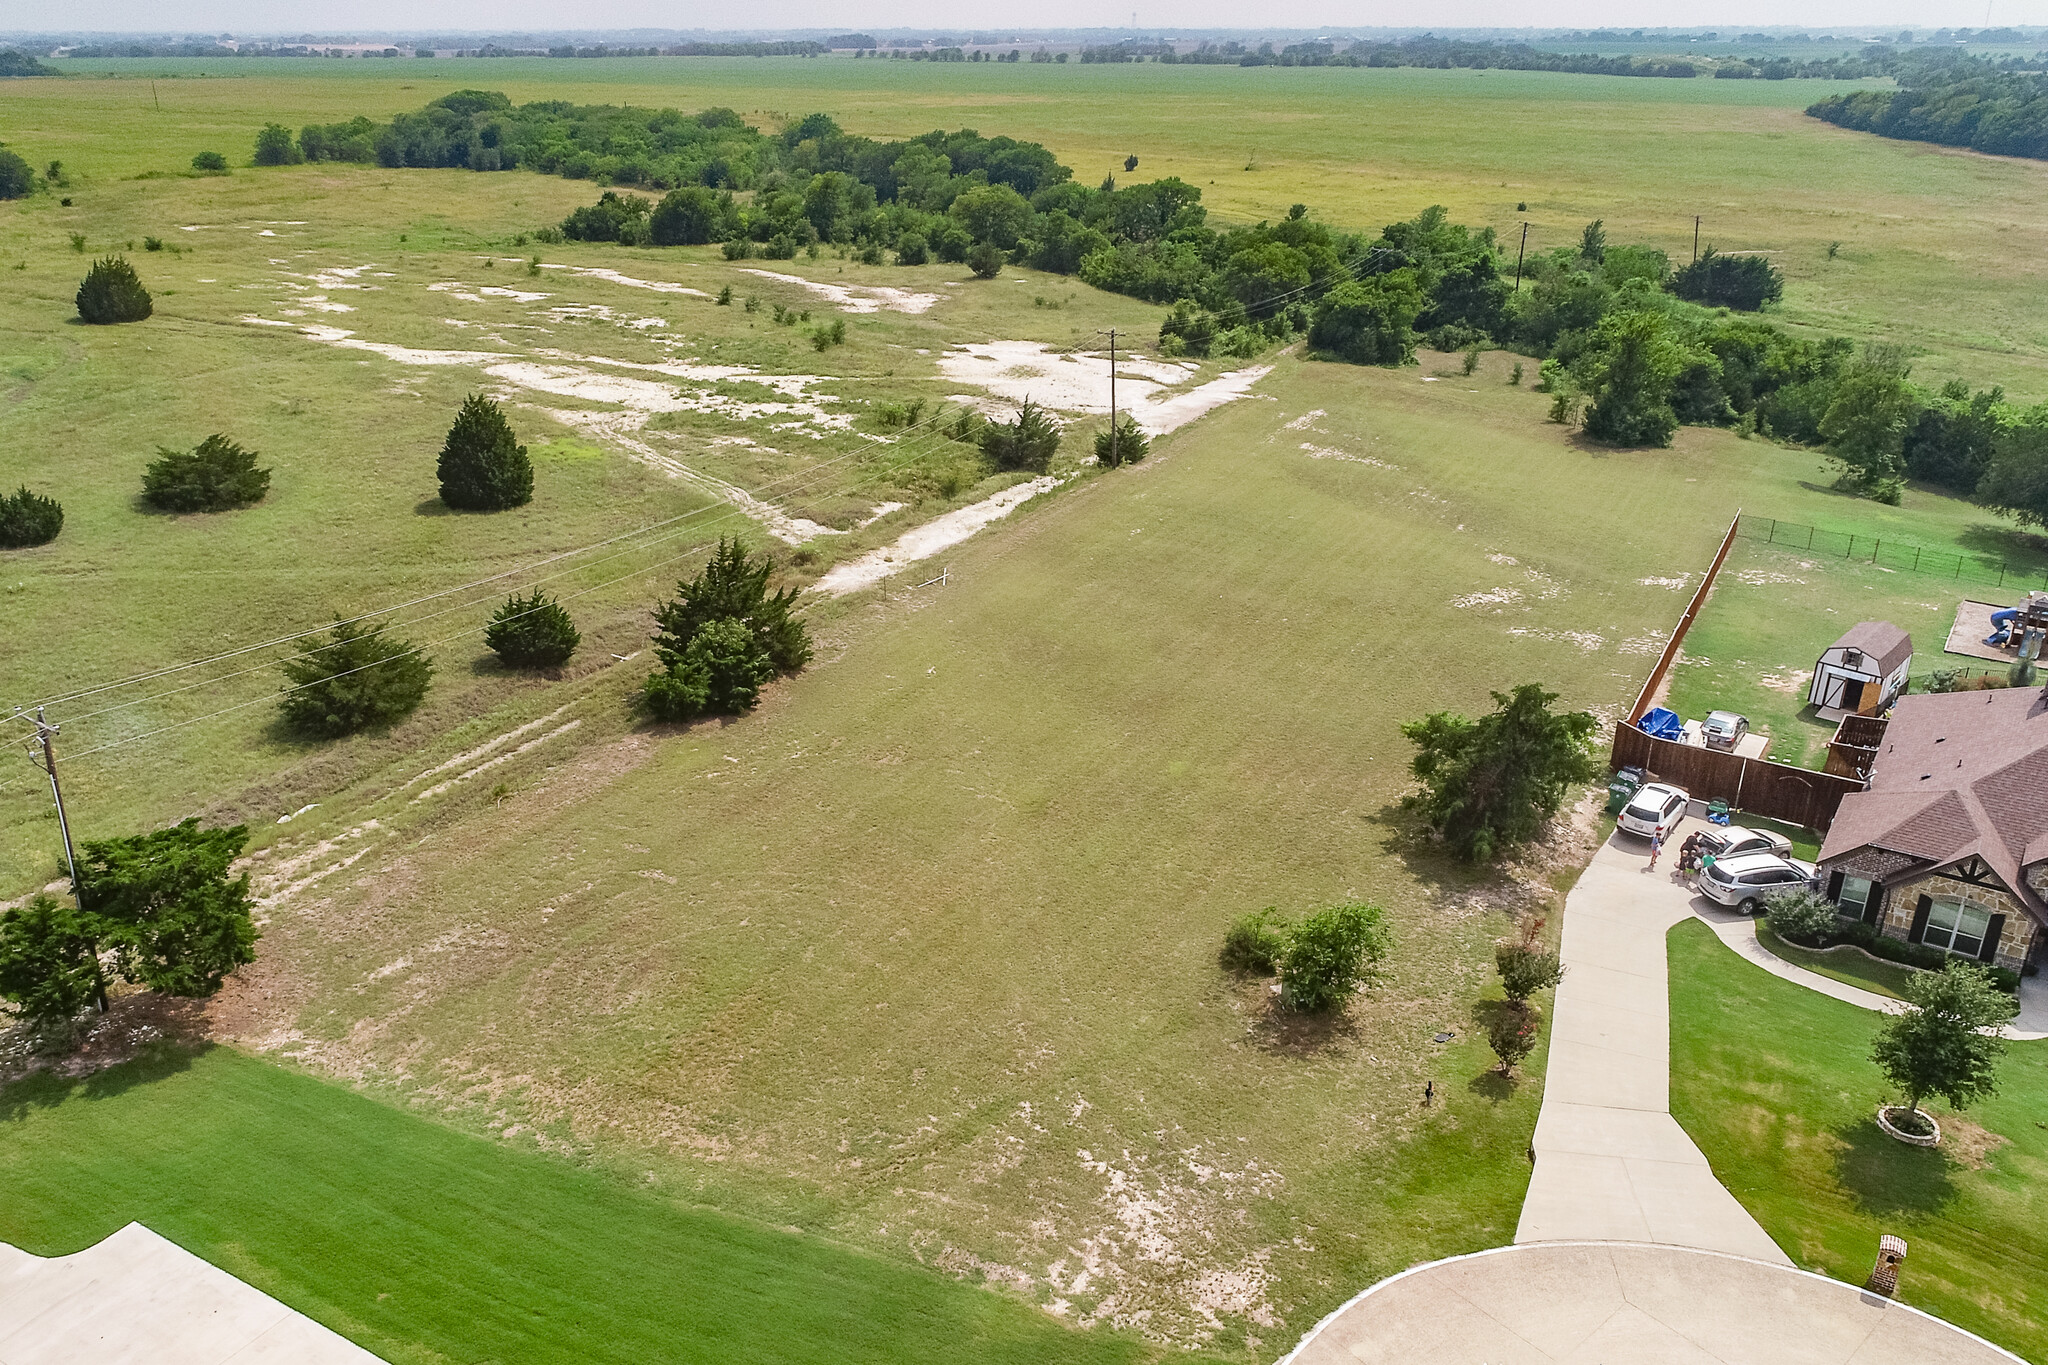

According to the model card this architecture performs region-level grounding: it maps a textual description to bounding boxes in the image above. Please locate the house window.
[1837,876,1874,919]
[1923,900,1991,958]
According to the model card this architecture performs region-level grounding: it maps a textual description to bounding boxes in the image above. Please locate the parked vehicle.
[1699,826,1792,861]
[1698,852,1817,914]
[1702,711,1750,750]
[1618,782,1688,839]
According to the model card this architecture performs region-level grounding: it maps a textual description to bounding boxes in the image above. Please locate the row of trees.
[1807,49,2048,161]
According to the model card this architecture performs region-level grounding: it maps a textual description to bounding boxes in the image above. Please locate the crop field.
[7,57,2048,1363]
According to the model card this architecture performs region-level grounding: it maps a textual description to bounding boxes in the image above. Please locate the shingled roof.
[1825,620,1913,677]
[1819,687,2048,924]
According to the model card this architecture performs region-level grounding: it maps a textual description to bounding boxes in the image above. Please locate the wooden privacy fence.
[1612,725,1864,831]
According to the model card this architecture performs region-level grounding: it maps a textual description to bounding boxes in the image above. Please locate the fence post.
[1914,547,1921,570]
[1847,536,1854,559]
[1767,519,1777,543]
[2000,563,2006,587]
[1806,525,1814,550]
[1873,539,1880,564]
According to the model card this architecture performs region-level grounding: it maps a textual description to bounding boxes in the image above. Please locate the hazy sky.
[6,0,2040,35]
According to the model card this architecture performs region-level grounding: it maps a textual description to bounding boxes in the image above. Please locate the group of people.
[1644,828,1718,881]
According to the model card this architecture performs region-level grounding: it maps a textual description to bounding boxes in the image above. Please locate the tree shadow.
[1463,998,1529,1104]
[1366,800,1503,901]
[1,997,212,1122]
[1827,1113,1960,1219]
[1243,997,1367,1057]
[1954,521,2048,572]
[413,496,453,516]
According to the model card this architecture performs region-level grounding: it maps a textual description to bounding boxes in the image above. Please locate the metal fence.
[1734,513,2048,592]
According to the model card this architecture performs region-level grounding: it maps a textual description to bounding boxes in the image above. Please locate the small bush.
[1093,414,1149,468]
[1485,1000,1540,1074]
[252,123,303,166]
[716,284,732,305]
[437,394,532,511]
[278,620,433,737]
[141,434,270,512]
[643,537,811,722]
[75,256,152,324]
[980,398,1062,472]
[1221,909,1288,974]
[1495,919,1565,1001]
[1509,362,1524,386]
[643,664,710,722]
[0,486,63,548]
[1765,887,1841,946]
[0,149,33,199]
[967,241,1003,279]
[809,318,847,351]
[484,590,580,669]
[142,236,163,251]
[1462,346,1482,376]
[190,151,228,173]
[896,232,930,266]
[1278,901,1389,1012]
[531,226,564,245]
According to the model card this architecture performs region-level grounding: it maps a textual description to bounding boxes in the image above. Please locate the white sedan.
[1699,852,1818,914]
[1617,782,1689,840]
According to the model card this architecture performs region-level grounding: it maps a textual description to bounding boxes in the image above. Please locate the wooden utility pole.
[1693,216,1701,263]
[20,707,80,890]
[1513,222,1529,292]
[1097,328,1120,460]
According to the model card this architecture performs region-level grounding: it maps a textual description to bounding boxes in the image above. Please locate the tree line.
[1157,36,1704,76]
[1807,49,2048,160]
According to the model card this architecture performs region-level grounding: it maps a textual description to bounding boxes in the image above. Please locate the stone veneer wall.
[1873,873,2037,975]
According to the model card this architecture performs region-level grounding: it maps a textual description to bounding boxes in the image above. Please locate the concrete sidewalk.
[1514,824,1789,1263]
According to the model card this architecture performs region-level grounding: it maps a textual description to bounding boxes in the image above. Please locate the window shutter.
[1908,895,1933,944]
[1825,870,1844,901]
[1864,884,1883,926]
[1980,914,2005,964]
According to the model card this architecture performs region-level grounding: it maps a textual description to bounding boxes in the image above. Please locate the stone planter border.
[1877,1105,1941,1147]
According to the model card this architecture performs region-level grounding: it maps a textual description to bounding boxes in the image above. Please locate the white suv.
[1699,852,1817,914]
[1618,782,1688,839]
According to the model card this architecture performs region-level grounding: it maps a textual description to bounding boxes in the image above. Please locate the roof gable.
[1826,620,1912,676]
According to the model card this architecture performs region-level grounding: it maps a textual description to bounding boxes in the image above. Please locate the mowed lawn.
[13,59,2048,393]
[0,1045,1178,1365]
[192,351,1795,1349]
[1668,920,2048,1362]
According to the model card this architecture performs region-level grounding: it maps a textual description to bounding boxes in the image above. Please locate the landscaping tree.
[1579,310,1686,448]
[1486,1000,1540,1074]
[141,434,271,512]
[485,590,580,668]
[278,619,433,737]
[1870,961,2018,1131]
[644,537,810,719]
[1221,908,1289,974]
[1979,407,2048,530]
[980,398,1063,472]
[1820,346,1918,502]
[1308,270,1424,366]
[437,394,533,511]
[1401,683,1599,862]
[1670,248,1784,311]
[252,122,303,165]
[1495,918,1565,1001]
[0,486,62,548]
[966,240,1004,279]
[0,895,105,1043]
[1278,901,1389,1012]
[1093,414,1149,468]
[75,255,152,324]
[79,820,259,998]
[1763,887,1839,946]
[0,148,32,199]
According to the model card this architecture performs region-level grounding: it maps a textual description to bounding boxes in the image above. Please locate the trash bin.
[1606,766,1645,814]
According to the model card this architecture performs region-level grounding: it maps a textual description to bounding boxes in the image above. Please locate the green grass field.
[1753,923,1920,999]
[0,1043,1181,1365]
[1669,919,2048,1361]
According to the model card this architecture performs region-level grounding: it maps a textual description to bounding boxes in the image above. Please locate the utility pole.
[1693,216,1701,264]
[1513,222,1529,293]
[19,707,80,891]
[1097,328,1119,460]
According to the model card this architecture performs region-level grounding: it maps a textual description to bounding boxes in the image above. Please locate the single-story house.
[1807,621,1912,716]
[1815,687,2048,977]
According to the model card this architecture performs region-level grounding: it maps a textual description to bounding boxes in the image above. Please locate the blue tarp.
[1637,707,1684,741]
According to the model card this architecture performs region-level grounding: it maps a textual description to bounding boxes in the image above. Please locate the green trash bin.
[1606,766,1645,814]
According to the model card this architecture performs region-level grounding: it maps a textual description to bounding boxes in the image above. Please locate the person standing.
[1647,828,1664,871]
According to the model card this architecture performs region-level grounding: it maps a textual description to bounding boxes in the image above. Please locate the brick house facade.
[1816,689,2048,978]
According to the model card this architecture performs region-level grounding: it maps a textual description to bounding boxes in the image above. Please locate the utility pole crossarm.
[18,706,80,891]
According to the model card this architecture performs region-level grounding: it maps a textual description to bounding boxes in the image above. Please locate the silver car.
[1698,826,1792,861]
[1699,852,1817,914]
[1702,710,1750,750]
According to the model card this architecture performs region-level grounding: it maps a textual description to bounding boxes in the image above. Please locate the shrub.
[1401,683,1599,862]
[0,486,62,548]
[642,663,710,722]
[561,190,650,243]
[531,225,564,245]
[1221,909,1289,974]
[0,895,103,1044]
[1764,887,1841,946]
[0,149,32,199]
[484,590,580,669]
[896,232,930,265]
[644,537,810,720]
[966,241,1003,279]
[1093,414,1149,468]
[437,394,533,511]
[278,619,433,737]
[688,616,777,713]
[1309,270,1424,366]
[1485,1000,1540,1074]
[79,819,259,998]
[1462,346,1482,376]
[1495,919,1564,1000]
[143,236,163,251]
[141,434,270,512]
[649,185,724,245]
[980,398,1062,472]
[191,151,229,173]
[1670,248,1783,311]
[75,256,152,324]
[1278,901,1389,1012]
[716,284,732,305]
[252,123,303,166]
[1159,302,1217,358]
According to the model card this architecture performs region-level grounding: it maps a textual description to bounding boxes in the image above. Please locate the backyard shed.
[1807,621,1912,716]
